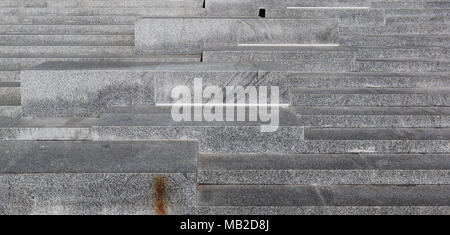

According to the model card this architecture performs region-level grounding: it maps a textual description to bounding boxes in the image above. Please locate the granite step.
[287,72,450,88]
[0,35,134,46]
[266,9,384,26]
[339,35,450,48]
[0,46,135,57]
[0,106,21,118]
[0,7,206,17]
[199,153,450,185]
[0,140,198,215]
[92,106,304,153]
[386,16,450,25]
[340,24,450,35]
[290,88,450,107]
[0,71,20,82]
[20,62,290,117]
[303,140,450,153]
[136,18,338,55]
[371,1,450,9]
[385,8,450,17]
[0,56,201,70]
[0,82,20,106]
[0,25,133,35]
[0,0,204,8]
[304,128,450,140]
[356,59,450,72]
[198,185,450,215]
[203,46,450,62]
[0,117,96,140]
[0,16,139,25]
[294,106,450,128]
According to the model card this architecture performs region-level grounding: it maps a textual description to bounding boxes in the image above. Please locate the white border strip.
[156,103,291,108]
[238,43,340,47]
[287,7,370,10]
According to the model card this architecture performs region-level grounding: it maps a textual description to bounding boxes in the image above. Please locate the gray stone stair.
[92,106,304,153]
[0,0,449,215]
[199,153,450,184]
[198,185,450,215]
[0,117,95,140]
[291,87,450,106]
[0,140,199,215]
[0,35,134,46]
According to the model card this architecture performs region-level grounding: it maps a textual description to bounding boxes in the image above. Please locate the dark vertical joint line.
[202,0,206,8]
[154,176,167,215]
[259,8,266,18]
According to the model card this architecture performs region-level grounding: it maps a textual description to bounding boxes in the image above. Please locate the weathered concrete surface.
[135,18,338,55]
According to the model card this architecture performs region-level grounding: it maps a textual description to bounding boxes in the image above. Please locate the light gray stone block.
[386,16,450,25]
[304,128,450,140]
[0,35,134,46]
[0,7,206,17]
[0,106,21,118]
[135,18,338,55]
[288,73,450,88]
[0,117,95,140]
[197,206,450,215]
[296,115,450,128]
[340,35,450,47]
[0,46,134,57]
[21,62,290,117]
[303,140,450,153]
[198,185,450,207]
[199,153,450,185]
[291,88,450,107]
[267,9,384,26]
[357,59,450,73]
[0,173,197,215]
[92,106,304,153]
[0,71,20,82]
[385,8,450,17]
[340,24,450,35]
[0,56,201,71]
[0,25,133,35]
[0,140,199,173]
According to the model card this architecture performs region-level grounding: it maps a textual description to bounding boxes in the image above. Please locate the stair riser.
[340,35,450,47]
[0,87,20,106]
[0,46,134,58]
[357,60,450,73]
[199,170,450,185]
[296,116,450,128]
[0,173,197,215]
[291,94,450,107]
[0,25,133,35]
[288,74,450,88]
[303,140,450,154]
[93,126,305,153]
[136,18,338,55]
[0,8,206,16]
[0,35,134,46]
[0,106,21,118]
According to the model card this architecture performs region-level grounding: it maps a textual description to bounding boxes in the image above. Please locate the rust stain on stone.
[154,176,167,215]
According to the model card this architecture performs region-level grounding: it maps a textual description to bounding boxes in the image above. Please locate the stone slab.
[135,18,338,55]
